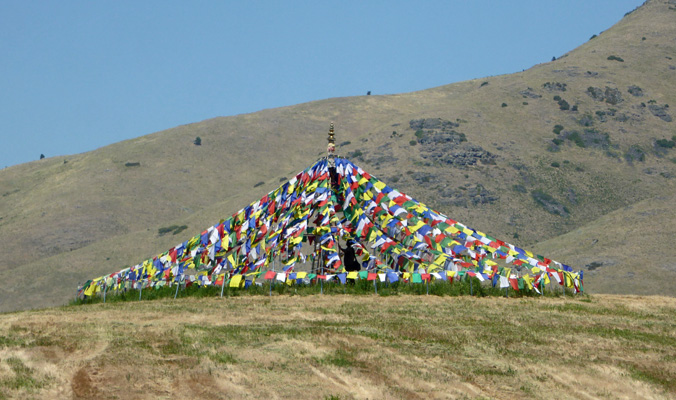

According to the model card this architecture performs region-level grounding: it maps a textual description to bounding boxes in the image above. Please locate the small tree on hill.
[194,137,201,146]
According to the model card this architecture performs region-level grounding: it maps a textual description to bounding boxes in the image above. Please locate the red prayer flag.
[264,270,276,280]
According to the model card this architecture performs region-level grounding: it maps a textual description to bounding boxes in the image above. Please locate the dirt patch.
[71,367,100,399]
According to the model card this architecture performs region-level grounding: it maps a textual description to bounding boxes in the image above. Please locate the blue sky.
[0,0,643,168]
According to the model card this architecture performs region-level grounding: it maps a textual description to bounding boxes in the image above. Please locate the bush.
[531,190,569,217]
[553,125,564,135]
[558,100,570,110]
[551,162,560,168]
[39,154,45,160]
[512,184,527,193]
[194,136,202,146]
[348,150,363,159]
[124,162,141,167]
[552,138,564,146]
[523,102,528,105]
[553,95,561,101]
[655,139,675,149]
[625,145,646,163]
[501,103,508,107]
[253,181,265,188]
[158,225,188,236]
[414,129,424,139]
[409,140,417,146]
[481,81,489,87]
[607,55,624,62]
[567,131,586,148]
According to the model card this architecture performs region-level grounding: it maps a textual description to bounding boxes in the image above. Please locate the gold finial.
[327,122,336,156]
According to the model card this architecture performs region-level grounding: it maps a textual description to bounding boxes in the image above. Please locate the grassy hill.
[0,294,674,399]
[2,0,676,312]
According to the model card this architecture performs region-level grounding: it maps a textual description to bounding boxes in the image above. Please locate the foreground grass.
[0,295,674,399]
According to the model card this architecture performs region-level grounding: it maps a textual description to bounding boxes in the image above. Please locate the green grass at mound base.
[71,278,581,307]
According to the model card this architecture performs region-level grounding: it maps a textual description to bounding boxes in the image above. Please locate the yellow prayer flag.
[432,254,447,268]
[229,274,243,288]
[409,220,425,232]
[446,226,459,235]
[84,283,97,296]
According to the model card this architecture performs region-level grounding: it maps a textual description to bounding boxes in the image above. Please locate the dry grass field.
[0,294,674,399]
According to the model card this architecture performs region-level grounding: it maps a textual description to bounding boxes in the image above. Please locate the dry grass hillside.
[0,294,675,399]
[1,0,676,311]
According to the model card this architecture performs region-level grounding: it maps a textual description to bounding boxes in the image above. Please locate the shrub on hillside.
[567,131,585,148]
[607,55,624,62]
[531,190,569,217]
[655,138,675,149]
[625,145,646,164]
[158,225,188,236]
[348,150,363,159]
